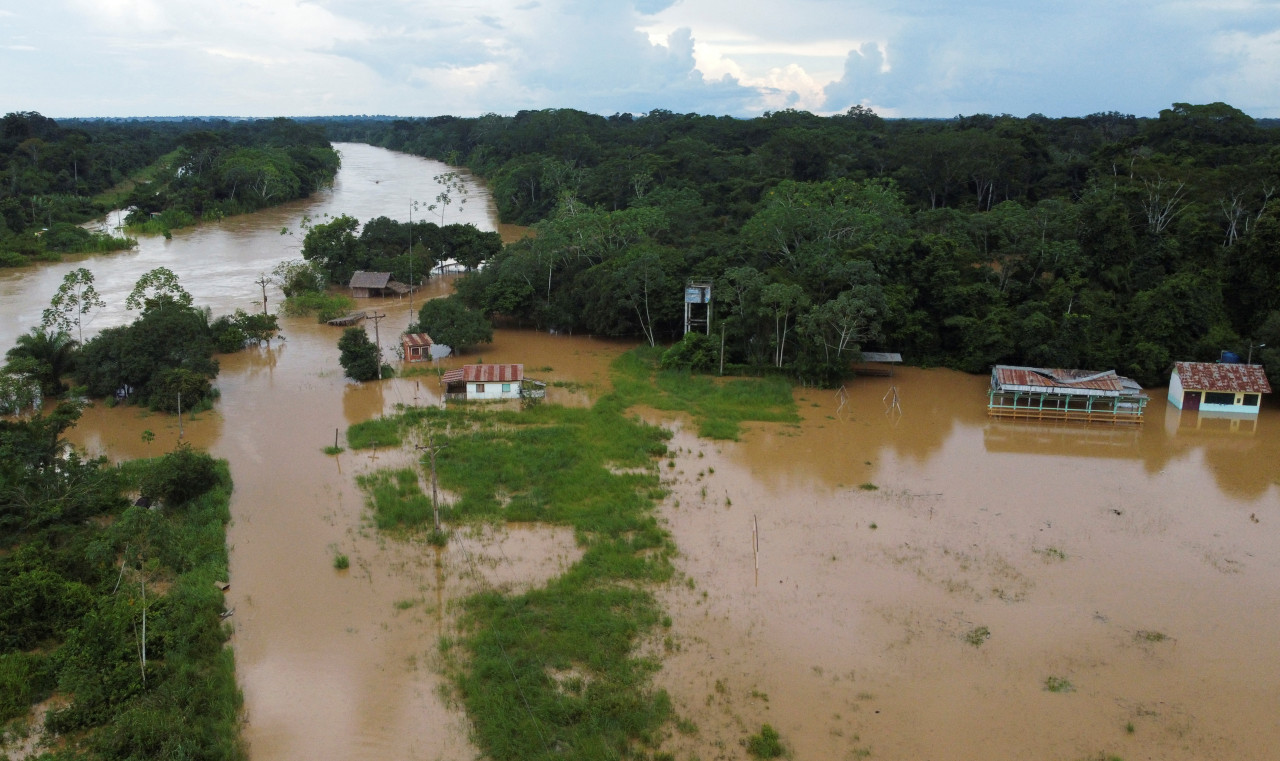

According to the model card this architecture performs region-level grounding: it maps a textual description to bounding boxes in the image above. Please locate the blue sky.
[3,0,1279,119]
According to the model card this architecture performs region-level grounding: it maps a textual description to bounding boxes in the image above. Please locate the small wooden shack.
[401,333,434,362]
[988,365,1148,424]
[349,271,392,298]
[440,364,544,401]
[1168,361,1271,415]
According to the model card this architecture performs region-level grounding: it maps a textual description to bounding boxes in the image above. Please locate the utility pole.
[414,426,449,532]
[254,273,271,316]
[177,391,183,439]
[368,311,387,379]
[408,199,415,326]
[1248,342,1266,365]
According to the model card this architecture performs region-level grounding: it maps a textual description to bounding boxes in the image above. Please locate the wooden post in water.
[753,514,759,588]
[335,428,340,451]
[415,427,449,532]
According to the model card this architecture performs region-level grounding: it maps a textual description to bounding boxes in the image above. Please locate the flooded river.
[4,144,1279,761]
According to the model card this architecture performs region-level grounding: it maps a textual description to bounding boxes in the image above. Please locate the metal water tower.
[684,279,712,335]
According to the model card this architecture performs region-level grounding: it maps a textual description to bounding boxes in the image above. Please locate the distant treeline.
[0,113,340,263]
[317,104,1280,387]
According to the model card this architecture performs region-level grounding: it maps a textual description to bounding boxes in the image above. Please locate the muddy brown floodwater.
[5,144,1278,761]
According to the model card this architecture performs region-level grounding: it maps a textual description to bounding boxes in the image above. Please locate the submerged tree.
[42,267,105,344]
[337,327,381,382]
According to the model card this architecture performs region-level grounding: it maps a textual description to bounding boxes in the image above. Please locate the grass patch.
[1035,546,1067,561]
[347,417,405,449]
[963,625,991,647]
[333,553,350,570]
[358,398,677,760]
[858,482,879,491]
[1135,630,1168,643]
[745,724,787,759]
[352,352,804,760]
[1043,676,1074,693]
[282,290,357,323]
[322,445,344,455]
[609,348,798,440]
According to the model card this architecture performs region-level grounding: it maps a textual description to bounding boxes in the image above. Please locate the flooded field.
[6,144,1278,761]
[654,370,1280,761]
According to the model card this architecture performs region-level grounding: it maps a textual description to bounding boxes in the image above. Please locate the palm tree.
[5,327,77,397]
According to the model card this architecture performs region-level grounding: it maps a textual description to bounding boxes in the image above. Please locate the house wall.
[466,381,523,400]
[1194,390,1262,414]
[1168,370,1186,408]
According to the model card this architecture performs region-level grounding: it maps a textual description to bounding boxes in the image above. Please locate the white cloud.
[4,0,1280,117]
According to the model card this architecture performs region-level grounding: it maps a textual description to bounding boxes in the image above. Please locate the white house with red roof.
[440,363,541,401]
[1168,362,1272,414]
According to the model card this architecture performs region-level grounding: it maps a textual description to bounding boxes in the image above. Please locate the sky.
[3,0,1280,120]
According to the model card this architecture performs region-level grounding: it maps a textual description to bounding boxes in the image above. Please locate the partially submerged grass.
[1043,676,1075,693]
[352,348,803,759]
[963,626,991,647]
[609,348,798,440]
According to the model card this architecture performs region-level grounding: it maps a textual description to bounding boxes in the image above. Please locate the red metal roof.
[401,333,433,348]
[440,364,524,384]
[1174,362,1272,394]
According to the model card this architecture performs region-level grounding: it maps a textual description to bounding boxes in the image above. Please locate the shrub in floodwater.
[745,724,786,759]
[963,626,991,647]
[333,553,349,570]
[1043,676,1074,693]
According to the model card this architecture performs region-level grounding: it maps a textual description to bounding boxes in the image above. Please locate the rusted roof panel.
[1175,362,1272,393]
[992,365,1138,396]
[441,364,525,384]
[402,333,433,348]
[462,364,523,382]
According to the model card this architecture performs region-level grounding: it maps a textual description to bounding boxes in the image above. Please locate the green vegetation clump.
[338,327,382,382]
[745,724,787,759]
[964,626,991,647]
[1043,676,1075,693]
[610,348,798,440]
[282,290,355,323]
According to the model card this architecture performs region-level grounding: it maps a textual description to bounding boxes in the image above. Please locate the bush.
[141,443,220,506]
[746,724,786,759]
[660,332,717,372]
[338,327,381,381]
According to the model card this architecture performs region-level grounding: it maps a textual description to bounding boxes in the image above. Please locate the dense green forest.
[320,103,1280,387]
[0,113,340,262]
[0,406,243,760]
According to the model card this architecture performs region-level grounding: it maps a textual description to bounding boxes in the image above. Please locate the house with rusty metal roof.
[1169,361,1271,415]
[440,364,545,401]
[401,333,434,362]
[988,365,1148,424]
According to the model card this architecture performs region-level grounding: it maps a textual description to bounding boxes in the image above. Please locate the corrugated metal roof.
[859,352,903,363]
[441,364,524,384]
[401,333,433,348]
[991,365,1139,396]
[1174,362,1272,394]
[349,271,392,289]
